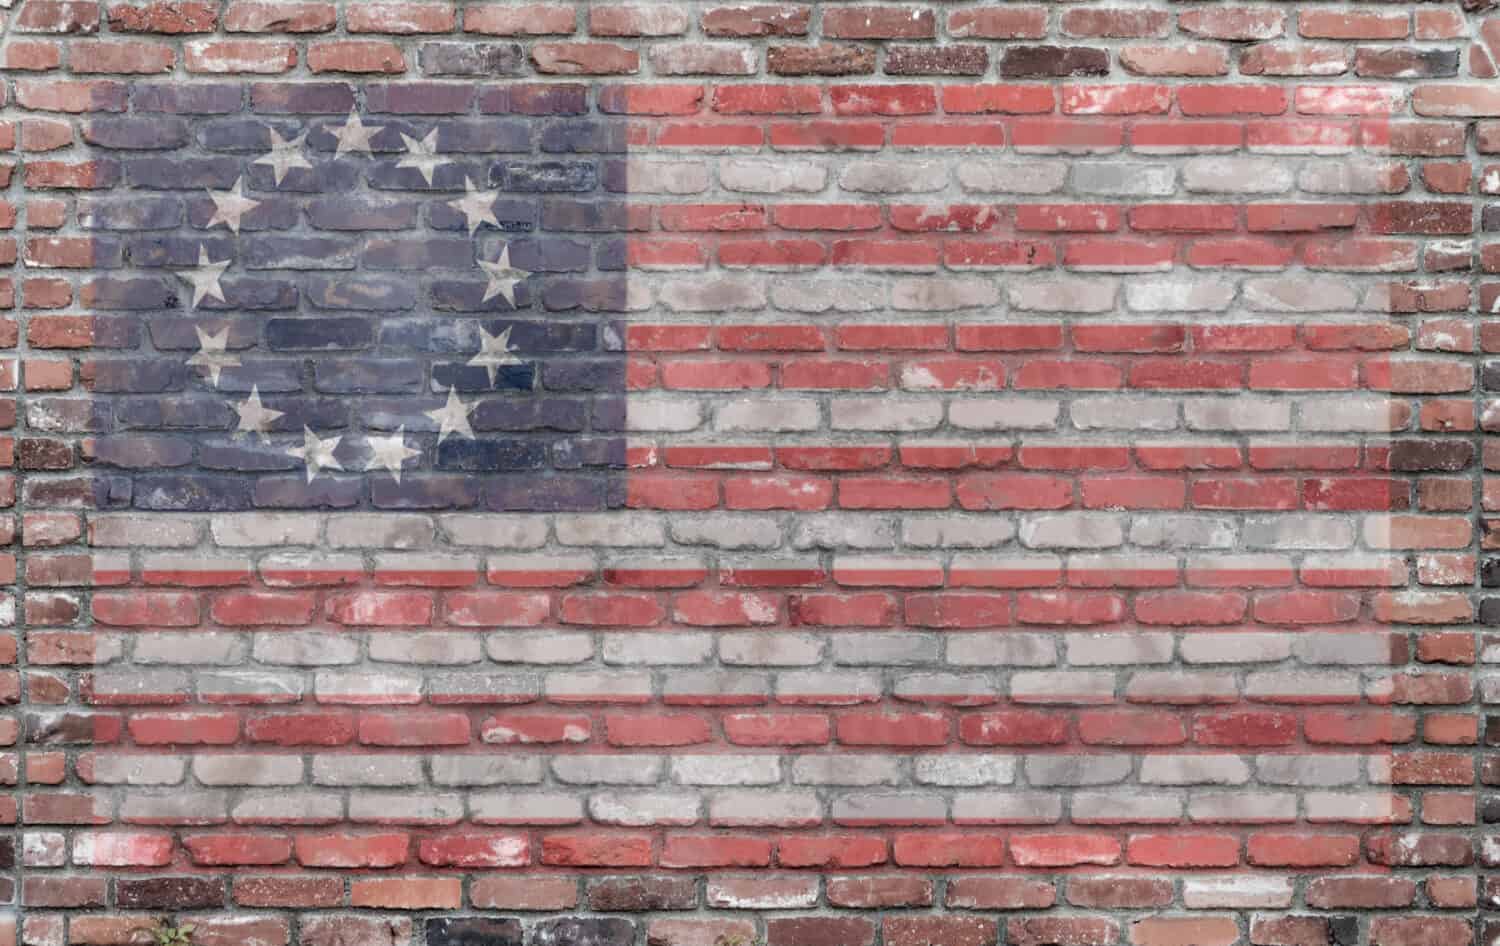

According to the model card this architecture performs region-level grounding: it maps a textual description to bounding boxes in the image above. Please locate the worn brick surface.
[0,0,1493,944]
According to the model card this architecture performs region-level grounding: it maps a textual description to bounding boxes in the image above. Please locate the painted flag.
[3,1,1489,945]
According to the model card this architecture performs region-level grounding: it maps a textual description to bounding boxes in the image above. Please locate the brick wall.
[2,1,1494,945]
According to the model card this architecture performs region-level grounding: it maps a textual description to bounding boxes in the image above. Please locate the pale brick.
[952,792,1062,824]
[673,755,782,786]
[325,514,434,549]
[956,160,1068,194]
[715,397,821,431]
[719,158,826,193]
[556,513,666,547]
[832,397,943,431]
[438,514,549,548]
[211,512,320,547]
[839,160,946,193]
[1019,513,1125,549]
[792,755,901,786]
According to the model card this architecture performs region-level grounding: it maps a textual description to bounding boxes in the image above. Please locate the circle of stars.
[190,114,533,483]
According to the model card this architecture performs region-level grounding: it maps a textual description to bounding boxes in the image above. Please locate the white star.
[425,386,475,443]
[186,325,240,388]
[287,426,343,482]
[331,108,382,157]
[397,128,446,186]
[176,245,230,309]
[253,128,312,186]
[479,244,530,307]
[365,426,421,483]
[447,175,501,236]
[205,176,259,233]
[468,325,524,387]
[233,385,284,442]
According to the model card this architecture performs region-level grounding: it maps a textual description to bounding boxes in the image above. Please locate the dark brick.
[1484,796,1500,823]
[313,359,424,394]
[83,359,182,394]
[198,118,304,151]
[212,278,300,310]
[115,398,237,431]
[78,196,184,230]
[253,475,363,509]
[540,121,632,154]
[307,197,422,231]
[267,317,374,350]
[362,237,476,269]
[431,120,531,153]
[420,42,527,76]
[436,437,547,471]
[81,277,176,310]
[500,238,588,272]
[543,359,627,392]
[199,440,302,473]
[1386,439,1473,472]
[306,276,419,311]
[371,474,481,509]
[125,156,241,189]
[554,437,626,469]
[884,45,989,76]
[998,45,1110,78]
[133,474,253,511]
[427,917,523,946]
[84,117,191,149]
[1370,201,1474,235]
[131,82,243,114]
[472,396,588,432]
[116,877,226,910]
[248,397,348,429]
[542,277,634,313]
[89,435,193,469]
[768,44,877,76]
[1355,47,1460,79]
[251,82,356,114]
[493,162,598,193]
[380,319,480,352]
[594,238,628,271]
[542,200,641,231]
[1481,596,1500,624]
[587,876,698,911]
[365,81,477,114]
[485,474,624,512]
[19,439,74,471]
[242,236,359,270]
[1482,560,1500,587]
[482,84,590,115]
[432,362,535,392]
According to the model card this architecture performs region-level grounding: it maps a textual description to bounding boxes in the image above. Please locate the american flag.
[5,0,1482,941]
